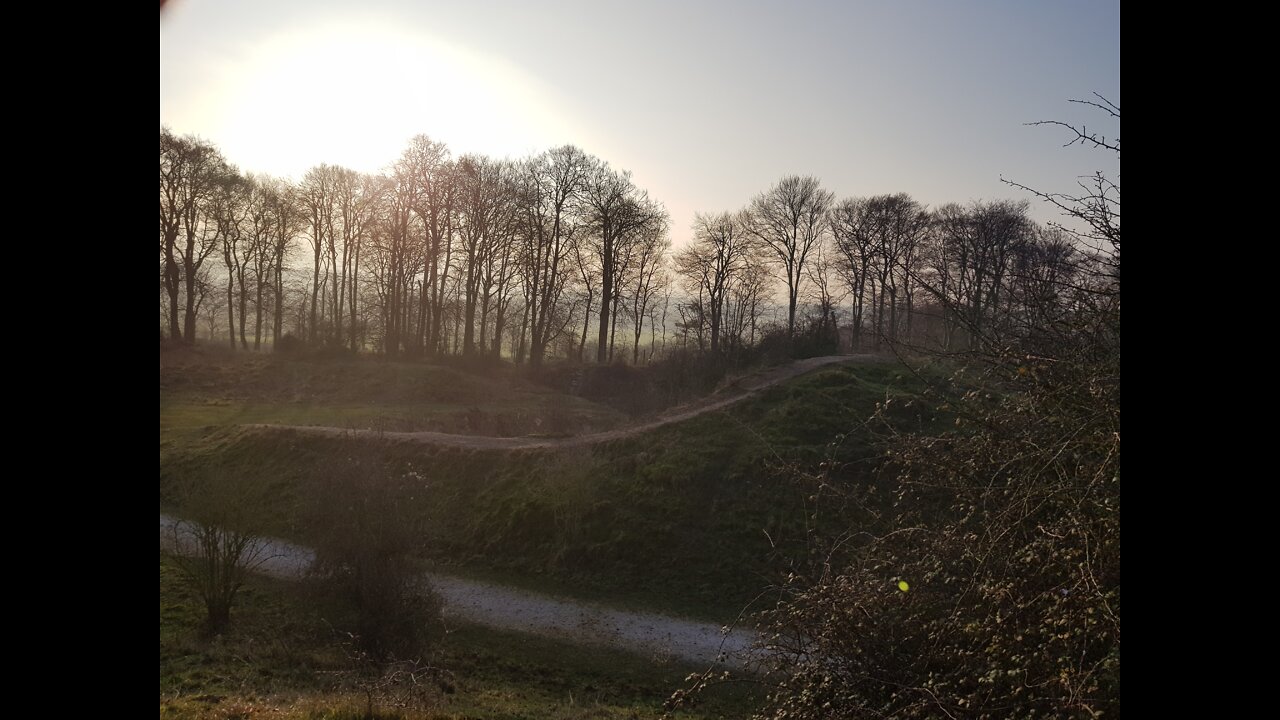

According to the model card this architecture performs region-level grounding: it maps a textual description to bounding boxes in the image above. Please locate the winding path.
[249,354,878,449]
[161,514,757,668]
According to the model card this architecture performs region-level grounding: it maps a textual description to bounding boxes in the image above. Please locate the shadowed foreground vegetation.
[160,554,759,719]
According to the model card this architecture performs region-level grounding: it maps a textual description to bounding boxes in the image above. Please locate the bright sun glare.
[208,21,566,177]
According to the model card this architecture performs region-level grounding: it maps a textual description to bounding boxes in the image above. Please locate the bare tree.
[627,223,671,364]
[517,145,591,367]
[917,199,1034,350]
[159,129,232,342]
[160,129,185,340]
[1004,93,1120,278]
[804,239,844,350]
[676,211,751,354]
[374,151,433,356]
[264,178,300,348]
[214,173,251,349]
[480,168,521,358]
[239,176,277,350]
[744,175,834,336]
[830,194,929,348]
[167,473,274,635]
[869,194,928,346]
[723,253,770,350]
[364,168,424,356]
[652,284,672,359]
[571,228,599,361]
[199,273,225,342]
[583,162,666,363]
[399,136,453,354]
[829,197,875,349]
[298,165,340,345]
[334,171,376,350]
[455,155,516,356]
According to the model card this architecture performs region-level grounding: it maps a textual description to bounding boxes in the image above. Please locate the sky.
[159,0,1120,248]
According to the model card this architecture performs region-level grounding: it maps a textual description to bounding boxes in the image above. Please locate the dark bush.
[275,332,305,355]
[308,459,443,662]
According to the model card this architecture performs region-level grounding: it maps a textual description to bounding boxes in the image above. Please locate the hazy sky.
[160,0,1120,246]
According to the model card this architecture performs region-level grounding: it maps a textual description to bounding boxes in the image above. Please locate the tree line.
[161,132,669,366]
[161,129,1107,364]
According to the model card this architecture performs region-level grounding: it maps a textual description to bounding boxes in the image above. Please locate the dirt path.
[249,354,878,449]
[160,513,757,668]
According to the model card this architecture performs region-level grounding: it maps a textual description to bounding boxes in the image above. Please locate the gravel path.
[248,354,878,449]
[161,513,758,668]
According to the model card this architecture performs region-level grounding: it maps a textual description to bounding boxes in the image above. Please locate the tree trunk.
[596,258,612,363]
[350,240,361,352]
[273,248,285,347]
[238,267,250,350]
[516,303,529,364]
[254,276,264,351]
[164,239,182,340]
[578,290,593,362]
[788,286,798,338]
[608,291,620,362]
[309,254,320,345]
[183,271,199,343]
[463,263,477,355]
[632,316,643,365]
[205,599,231,636]
[226,273,236,350]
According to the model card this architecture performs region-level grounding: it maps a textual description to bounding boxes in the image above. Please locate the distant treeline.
[161,129,1113,362]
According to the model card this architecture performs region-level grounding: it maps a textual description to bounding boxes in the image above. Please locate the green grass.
[161,360,933,622]
[161,553,759,719]
[160,348,629,451]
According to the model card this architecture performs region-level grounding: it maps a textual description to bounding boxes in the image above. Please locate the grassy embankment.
[161,347,629,454]
[161,349,929,621]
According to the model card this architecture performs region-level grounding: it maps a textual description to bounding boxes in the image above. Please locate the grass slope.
[161,360,928,620]
[161,347,628,453]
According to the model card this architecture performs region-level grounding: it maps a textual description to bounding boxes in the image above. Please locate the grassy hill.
[161,351,928,620]
[161,345,629,453]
